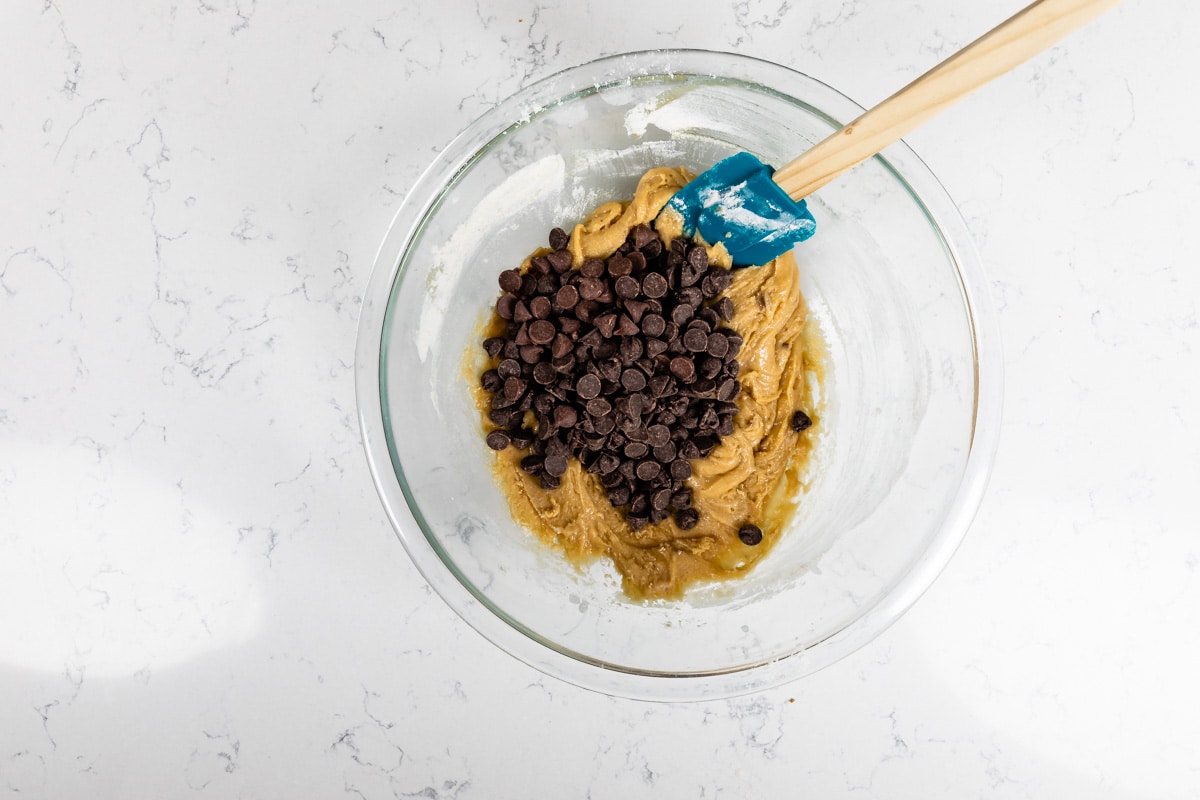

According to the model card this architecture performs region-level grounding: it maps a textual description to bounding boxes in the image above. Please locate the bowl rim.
[355,48,1003,701]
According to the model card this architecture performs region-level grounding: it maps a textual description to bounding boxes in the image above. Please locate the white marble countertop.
[3,0,1198,796]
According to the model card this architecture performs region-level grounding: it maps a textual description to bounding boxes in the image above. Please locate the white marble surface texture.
[2,0,1198,797]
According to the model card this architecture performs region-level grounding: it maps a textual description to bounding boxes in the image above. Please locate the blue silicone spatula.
[667,0,1122,266]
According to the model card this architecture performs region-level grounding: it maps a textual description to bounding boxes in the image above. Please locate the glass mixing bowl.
[355,50,1002,701]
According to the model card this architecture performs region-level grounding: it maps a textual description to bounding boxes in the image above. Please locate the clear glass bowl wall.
[356,51,1001,700]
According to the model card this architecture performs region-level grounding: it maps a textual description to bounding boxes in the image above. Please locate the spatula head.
[664,152,816,267]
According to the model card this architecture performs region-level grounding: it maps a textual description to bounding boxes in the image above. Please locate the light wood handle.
[772,0,1123,200]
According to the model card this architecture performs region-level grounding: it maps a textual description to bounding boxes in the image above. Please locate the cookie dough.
[478,167,820,600]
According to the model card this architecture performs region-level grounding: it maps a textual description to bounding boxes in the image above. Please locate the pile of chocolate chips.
[480,223,744,531]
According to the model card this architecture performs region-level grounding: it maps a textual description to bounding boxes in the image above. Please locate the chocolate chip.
[675,508,699,530]
[610,275,637,299]
[510,429,534,449]
[555,284,579,310]
[620,368,646,392]
[543,454,568,477]
[544,436,569,458]
[682,327,708,353]
[520,454,543,474]
[540,473,561,490]
[623,299,648,324]
[619,460,638,482]
[641,272,668,298]
[585,398,611,417]
[496,293,517,320]
[670,488,692,509]
[482,337,504,360]
[547,249,572,274]
[641,313,666,338]
[676,287,701,309]
[579,277,605,301]
[513,300,534,323]
[738,524,763,545]
[651,441,676,462]
[595,313,618,338]
[669,459,692,480]
[576,373,601,399]
[481,369,502,392]
[626,392,647,418]
[633,224,656,249]
[671,304,694,326]
[646,424,670,446]
[645,338,668,358]
[668,356,695,381]
[627,514,649,531]
[528,320,556,345]
[580,258,605,278]
[716,378,741,402]
[608,486,631,507]
[651,488,671,511]
[644,374,669,397]
[715,296,735,321]
[619,337,644,363]
[624,441,649,459]
[791,410,813,432]
[598,358,622,382]
[551,334,573,359]
[607,255,633,278]
[496,358,521,380]
[708,268,732,293]
[636,460,661,481]
[549,227,570,250]
[485,429,511,450]
[554,405,578,428]
[498,269,522,293]
[705,332,729,358]
[614,314,639,336]
[488,408,517,427]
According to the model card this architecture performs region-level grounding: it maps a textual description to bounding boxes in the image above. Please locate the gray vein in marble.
[54,98,106,163]
[729,0,793,47]
[185,728,241,791]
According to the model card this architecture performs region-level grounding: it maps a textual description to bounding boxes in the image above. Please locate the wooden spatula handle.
[771,0,1123,201]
